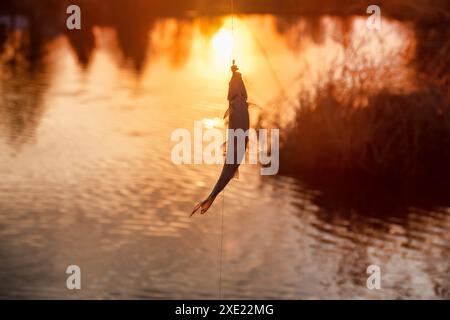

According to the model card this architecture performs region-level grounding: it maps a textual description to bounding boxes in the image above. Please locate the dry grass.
[277,15,450,189]
[280,45,450,192]
[280,82,450,186]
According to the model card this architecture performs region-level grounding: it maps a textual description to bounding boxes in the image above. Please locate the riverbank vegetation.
[279,53,450,195]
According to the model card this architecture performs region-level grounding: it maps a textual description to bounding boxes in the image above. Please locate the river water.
[0,15,448,299]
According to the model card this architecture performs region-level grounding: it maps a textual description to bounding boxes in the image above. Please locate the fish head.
[228,71,247,101]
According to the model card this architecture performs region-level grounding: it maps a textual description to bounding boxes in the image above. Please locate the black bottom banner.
[1,300,445,319]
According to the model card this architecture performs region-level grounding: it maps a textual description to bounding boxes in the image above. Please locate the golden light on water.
[55,15,415,124]
[202,117,224,129]
[211,28,234,61]
[1,8,445,300]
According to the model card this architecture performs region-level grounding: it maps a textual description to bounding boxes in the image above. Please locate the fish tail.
[190,196,216,216]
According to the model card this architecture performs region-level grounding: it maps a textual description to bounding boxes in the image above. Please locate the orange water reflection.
[0,15,447,299]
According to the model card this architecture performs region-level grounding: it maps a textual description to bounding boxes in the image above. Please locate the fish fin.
[247,102,262,110]
[223,108,229,119]
[233,167,239,179]
[200,196,215,214]
[222,141,227,156]
[190,202,202,217]
[190,196,216,216]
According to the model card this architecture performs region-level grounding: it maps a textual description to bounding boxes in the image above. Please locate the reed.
[280,81,450,186]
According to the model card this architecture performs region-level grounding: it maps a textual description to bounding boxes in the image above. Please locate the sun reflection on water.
[211,28,234,61]
[0,14,441,300]
[202,117,224,129]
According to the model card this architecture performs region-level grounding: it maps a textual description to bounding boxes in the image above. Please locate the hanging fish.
[191,61,249,216]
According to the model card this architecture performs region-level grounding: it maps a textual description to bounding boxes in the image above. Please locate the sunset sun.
[211,28,234,59]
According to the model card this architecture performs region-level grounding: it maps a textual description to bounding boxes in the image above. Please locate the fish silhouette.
[191,62,249,215]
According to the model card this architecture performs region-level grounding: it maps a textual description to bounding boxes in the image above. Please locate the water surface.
[0,15,448,299]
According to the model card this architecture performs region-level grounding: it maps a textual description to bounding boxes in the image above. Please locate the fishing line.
[217,0,292,299]
[217,0,236,300]
[231,0,234,39]
[230,0,235,64]
[218,189,225,299]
